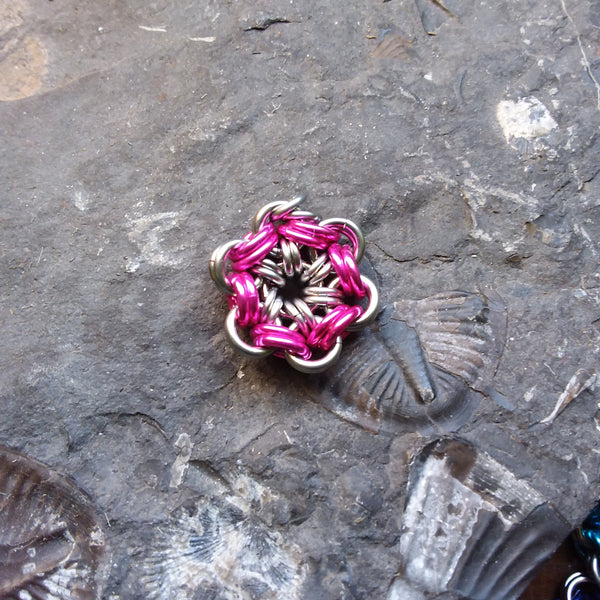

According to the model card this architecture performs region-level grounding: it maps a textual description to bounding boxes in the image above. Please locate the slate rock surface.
[1,0,599,598]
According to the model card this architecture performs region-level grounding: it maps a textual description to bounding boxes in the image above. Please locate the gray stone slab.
[1,0,599,598]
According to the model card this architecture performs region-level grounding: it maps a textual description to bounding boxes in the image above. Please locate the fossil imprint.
[0,446,106,600]
[394,438,570,600]
[316,289,507,434]
[136,492,307,600]
[0,281,543,600]
[125,437,568,600]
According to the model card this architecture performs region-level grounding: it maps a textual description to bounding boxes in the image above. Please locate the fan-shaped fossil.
[138,494,306,600]
[372,30,412,61]
[395,438,570,600]
[317,290,507,434]
[0,445,106,600]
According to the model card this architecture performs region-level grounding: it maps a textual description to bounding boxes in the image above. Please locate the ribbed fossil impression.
[395,438,570,600]
[138,493,306,600]
[319,290,507,434]
[0,446,106,600]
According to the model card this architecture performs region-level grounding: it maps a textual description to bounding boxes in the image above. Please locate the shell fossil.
[394,438,570,600]
[372,30,412,61]
[316,289,507,434]
[137,494,306,600]
[0,445,106,600]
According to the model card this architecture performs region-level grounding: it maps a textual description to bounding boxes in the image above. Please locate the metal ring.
[300,252,332,285]
[225,309,274,358]
[280,238,302,277]
[285,209,319,222]
[303,286,343,298]
[261,287,283,322]
[209,239,241,294]
[283,299,315,336]
[320,217,365,262]
[303,295,343,307]
[562,573,593,600]
[271,194,305,216]
[303,283,344,308]
[283,298,317,326]
[285,336,342,373]
[346,276,379,331]
[328,242,365,298]
[252,201,286,233]
[589,555,600,588]
[252,259,286,288]
[251,196,308,233]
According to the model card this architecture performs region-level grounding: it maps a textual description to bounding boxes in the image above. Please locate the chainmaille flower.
[209,195,379,373]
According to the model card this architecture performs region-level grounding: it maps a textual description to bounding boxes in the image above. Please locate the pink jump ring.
[251,324,311,359]
[327,224,359,257]
[230,223,279,271]
[278,221,340,249]
[306,305,363,351]
[320,218,365,261]
[277,211,320,225]
[229,272,260,328]
[328,243,366,298]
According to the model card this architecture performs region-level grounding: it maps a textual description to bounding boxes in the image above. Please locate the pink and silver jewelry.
[209,195,379,373]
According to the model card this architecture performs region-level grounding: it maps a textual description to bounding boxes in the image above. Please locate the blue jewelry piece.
[575,505,600,558]
[561,573,600,600]
[559,504,600,600]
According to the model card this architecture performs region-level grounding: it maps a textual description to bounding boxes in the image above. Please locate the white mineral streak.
[524,386,537,403]
[72,186,91,211]
[539,368,597,425]
[138,25,167,32]
[22,562,36,575]
[169,433,193,489]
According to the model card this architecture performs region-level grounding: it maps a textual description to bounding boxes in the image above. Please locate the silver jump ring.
[280,239,303,277]
[225,309,274,358]
[303,285,343,308]
[283,298,317,327]
[261,287,284,322]
[300,253,331,285]
[285,336,343,373]
[320,217,365,262]
[252,195,306,233]
[209,239,241,294]
[271,194,305,216]
[289,209,319,221]
[346,276,379,331]
[252,201,286,233]
[303,286,343,298]
[252,258,286,287]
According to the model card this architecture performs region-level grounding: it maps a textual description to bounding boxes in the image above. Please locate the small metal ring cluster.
[561,509,600,599]
[562,572,599,600]
[209,195,379,373]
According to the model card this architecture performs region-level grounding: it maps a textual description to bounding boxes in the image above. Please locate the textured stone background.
[1,0,599,598]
